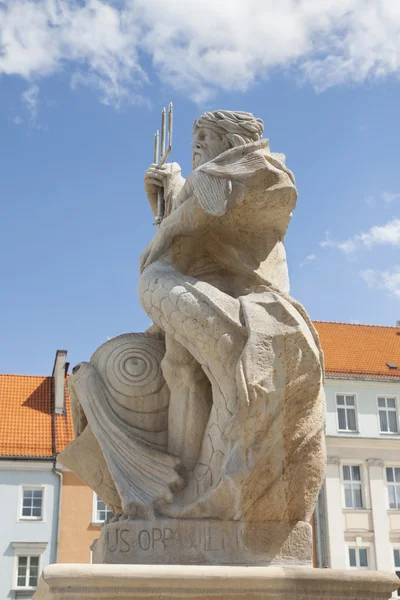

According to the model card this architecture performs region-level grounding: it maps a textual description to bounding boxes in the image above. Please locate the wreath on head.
[193,110,264,147]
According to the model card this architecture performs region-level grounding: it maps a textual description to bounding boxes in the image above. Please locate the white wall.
[0,462,60,600]
[325,378,400,439]
[323,375,400,582]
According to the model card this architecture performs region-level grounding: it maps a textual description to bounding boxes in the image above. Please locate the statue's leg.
[139,261,247,501]
[139,260,246,416]
[161,335,212,472]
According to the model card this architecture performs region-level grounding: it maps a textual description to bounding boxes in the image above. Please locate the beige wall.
[58,471,101,563]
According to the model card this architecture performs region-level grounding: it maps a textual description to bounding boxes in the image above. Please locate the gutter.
[51,378,62,563]
[0,456,54,461]
[52,460,63,563]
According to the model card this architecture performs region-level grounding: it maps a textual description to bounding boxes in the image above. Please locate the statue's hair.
[193,110,264,147]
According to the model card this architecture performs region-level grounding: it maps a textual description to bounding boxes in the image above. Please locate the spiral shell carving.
[90,333,168,414]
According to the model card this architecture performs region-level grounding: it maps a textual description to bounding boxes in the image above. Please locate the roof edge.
[314,320,400,329]
[0,455,55,460]
[0,373,51,380]
[325,372,400,383]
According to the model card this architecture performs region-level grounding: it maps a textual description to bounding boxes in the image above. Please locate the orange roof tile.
[0,374,73,458]
[314,321,400,380]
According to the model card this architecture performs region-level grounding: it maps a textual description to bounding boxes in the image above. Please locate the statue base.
[91,519,312,566]
[34,564,399,600]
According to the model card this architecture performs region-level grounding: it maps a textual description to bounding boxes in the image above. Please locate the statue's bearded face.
[192,127,230,169]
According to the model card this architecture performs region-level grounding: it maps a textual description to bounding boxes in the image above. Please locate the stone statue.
[59,109,326,565]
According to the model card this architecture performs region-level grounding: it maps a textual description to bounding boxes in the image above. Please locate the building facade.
[314,322,400,589]
[0,459,60,600]
[0,353,72,600]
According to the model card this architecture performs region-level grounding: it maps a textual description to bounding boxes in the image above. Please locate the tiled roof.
[314,321,400,380]
[0,374,73,458]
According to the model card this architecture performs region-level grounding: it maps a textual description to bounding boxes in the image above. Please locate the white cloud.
[382,191,400,204]
[319,231,357,253]
[320,219,400,253]
[361,267,400,298]
[13,116,23,125]
[21,84,39,121]
[299,253,317,267]
[139,0,400,98]
[0,0,145,107]
[1,1,400,105]
[358,219,400,247]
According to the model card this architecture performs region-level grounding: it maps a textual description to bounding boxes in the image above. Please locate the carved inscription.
[93,520,312,566]
[104,523,271,555]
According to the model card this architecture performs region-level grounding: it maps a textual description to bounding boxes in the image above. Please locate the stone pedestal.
[34,564,399,600]
[91,519,312,566]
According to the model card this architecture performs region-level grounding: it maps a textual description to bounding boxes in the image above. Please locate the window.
[343,465,363,508]
[394,549,400,596]
[93,494,113,523]
[349,547,368,568]
[21,488,43,519]
[336,395,357,431]
[378,397,398,433]
[387,468,400,509]
[16,556,39,588]
[11,542,46,591]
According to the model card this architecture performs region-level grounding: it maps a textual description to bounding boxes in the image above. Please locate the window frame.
[15,555,40,589]
[347,546,370,569]
[342,464,363,509]
[92,492,113,524]
[376,395,399,435]
[18,486,45,521]
[11,542,47,591]
[386,466,400,510]
[336,393,358,433]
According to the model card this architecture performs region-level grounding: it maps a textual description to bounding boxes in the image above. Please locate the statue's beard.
[192,149,215,169]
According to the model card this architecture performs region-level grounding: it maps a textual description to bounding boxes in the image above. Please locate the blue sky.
[1,0,399,376]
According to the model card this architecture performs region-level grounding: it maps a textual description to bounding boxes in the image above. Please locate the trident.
[153,102,173,227]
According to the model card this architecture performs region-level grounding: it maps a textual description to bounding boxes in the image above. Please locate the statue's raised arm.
[141,110,298,297]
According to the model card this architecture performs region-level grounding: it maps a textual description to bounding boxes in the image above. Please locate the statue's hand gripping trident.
[152,102,173,227]
[144,103,184,227]
[144,104,185,232]
[142,103,186,272]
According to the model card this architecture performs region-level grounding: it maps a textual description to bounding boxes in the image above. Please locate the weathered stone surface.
[59,109,326,565]
[34,564,400,600]
[91,519,311,566]
[57,424,122,515]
